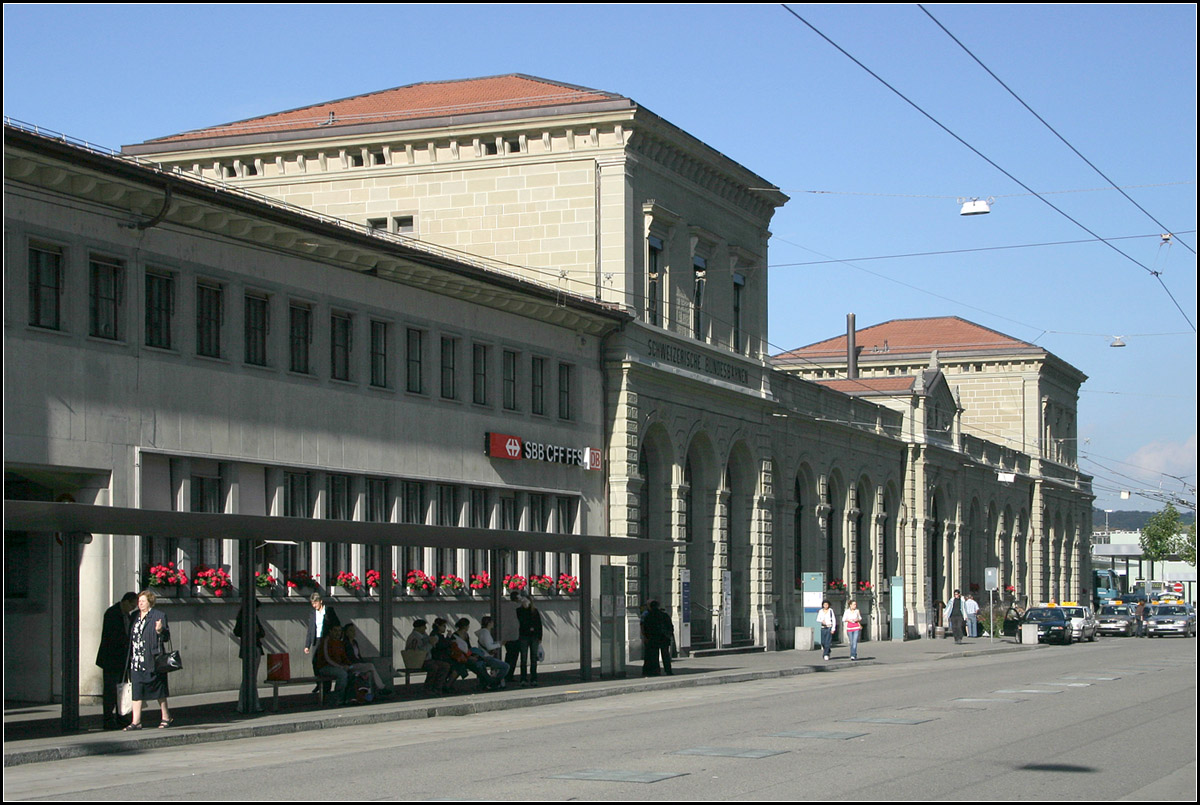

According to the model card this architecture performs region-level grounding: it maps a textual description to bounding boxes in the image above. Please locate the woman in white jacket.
[817,600,837,661]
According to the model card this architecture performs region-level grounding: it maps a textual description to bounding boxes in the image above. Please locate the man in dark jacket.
[641,600,674,677]
[96,591,138,729]
[303,593,340,696]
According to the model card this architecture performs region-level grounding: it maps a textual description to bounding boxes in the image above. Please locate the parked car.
[1001,604,1024,638]
[1144,604,1198,637]
[1060,605,1098,642]
[1021,607,1073,644]
[1096,604,1137,636]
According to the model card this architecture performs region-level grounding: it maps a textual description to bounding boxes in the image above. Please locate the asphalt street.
[4,636,1195,800]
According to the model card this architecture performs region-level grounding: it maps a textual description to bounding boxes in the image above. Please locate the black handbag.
[155,638,183,674]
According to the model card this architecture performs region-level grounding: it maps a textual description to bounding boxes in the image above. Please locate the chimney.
[847,313,858,379]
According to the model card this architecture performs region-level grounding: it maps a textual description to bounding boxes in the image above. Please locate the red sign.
[483,432,601,471]
[485,432,523,460]
[1173,582,1184,593]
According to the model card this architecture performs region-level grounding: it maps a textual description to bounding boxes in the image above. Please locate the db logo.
[505,438,520,458]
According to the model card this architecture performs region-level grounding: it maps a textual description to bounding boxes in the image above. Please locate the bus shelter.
[4,500,674,731]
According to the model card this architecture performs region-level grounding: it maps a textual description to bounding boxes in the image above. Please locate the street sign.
[1173,582,1184,594]
[985,567,999,591]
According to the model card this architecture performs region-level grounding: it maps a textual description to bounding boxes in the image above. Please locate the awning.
[3,500,676,554]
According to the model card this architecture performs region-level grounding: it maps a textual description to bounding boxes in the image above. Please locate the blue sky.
[4,4,1195,512]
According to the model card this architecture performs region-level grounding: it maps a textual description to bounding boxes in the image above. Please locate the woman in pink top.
[843,600,863,660]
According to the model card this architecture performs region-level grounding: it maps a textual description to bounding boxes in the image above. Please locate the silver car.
[1060,605,1098,642]
[1145,604,1197,637]
[1096,604,1137,636]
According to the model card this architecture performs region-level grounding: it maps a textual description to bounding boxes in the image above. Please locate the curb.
[3,660,876,767]
[4,642,1032,767]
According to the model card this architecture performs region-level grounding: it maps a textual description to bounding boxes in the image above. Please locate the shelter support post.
[580,551,593,681]
[60,531,90,732]
[237,539,260,714]
[379,547,394,660]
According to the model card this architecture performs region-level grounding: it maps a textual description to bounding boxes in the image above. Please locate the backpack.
[353,670,374,704]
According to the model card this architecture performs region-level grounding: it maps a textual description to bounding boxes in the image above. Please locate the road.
[4,637,1195,800]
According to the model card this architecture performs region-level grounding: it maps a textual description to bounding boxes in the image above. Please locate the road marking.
[548,770,687,783]
[672,747,789,758]
[993,689,1062,694]
[771,730,869,740]
[838,716,937,725]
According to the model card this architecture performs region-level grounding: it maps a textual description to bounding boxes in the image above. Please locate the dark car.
[1021,607,1073,644]
[1144,604,1198,637]
[1097,604,1137,636]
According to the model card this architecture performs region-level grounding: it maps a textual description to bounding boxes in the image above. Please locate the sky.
[4,4,1196,513]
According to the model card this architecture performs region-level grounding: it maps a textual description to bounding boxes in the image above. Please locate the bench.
[399,649,429,686]
[266,675,326,711]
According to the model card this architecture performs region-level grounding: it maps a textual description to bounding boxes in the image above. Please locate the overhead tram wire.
[777,4,1196,333]
[918,4,1196,257]
[769,230,1196,268]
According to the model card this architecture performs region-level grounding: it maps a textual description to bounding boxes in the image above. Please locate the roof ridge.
[776,315,1036,358]
[140,74,623,145]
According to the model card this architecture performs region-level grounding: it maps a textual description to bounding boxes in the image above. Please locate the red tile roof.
[775,316,1038,362]
[142,75,622,145]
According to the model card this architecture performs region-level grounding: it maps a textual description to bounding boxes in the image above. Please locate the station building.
[5,75,1093,703]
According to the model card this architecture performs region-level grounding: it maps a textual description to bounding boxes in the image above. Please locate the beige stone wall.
[135,114,777,361]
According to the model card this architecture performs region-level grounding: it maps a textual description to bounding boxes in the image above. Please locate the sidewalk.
[3,635,1032,767]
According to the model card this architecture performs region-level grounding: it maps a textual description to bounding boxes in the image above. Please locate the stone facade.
[5,77,1095,705]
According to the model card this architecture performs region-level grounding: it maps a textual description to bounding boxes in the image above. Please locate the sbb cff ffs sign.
[485,432,602,471]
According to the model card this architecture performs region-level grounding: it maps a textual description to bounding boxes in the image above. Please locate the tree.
[1140,504,1183,588]
[1174,523,1197,567]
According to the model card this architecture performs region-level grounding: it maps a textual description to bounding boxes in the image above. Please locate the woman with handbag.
[816,600,837,661]
[843,600,863,661]
[125,590,172,730]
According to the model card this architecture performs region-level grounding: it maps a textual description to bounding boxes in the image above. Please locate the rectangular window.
[365,477,389,572]
[499,495,517,577]
[284,472,310,518]
[468,488,489,581]
[531,357,545,415]
[692,256,707,342]
[436,484,457,579]
[267,471,309,583]
[556,496,575,577]
[325,473,352,582]
[401,480,425,573]
[732,272,745,354]
[528,494,547,576]
[89,255,124,340]
[647,236,663,327]
[406,328,423,393]
[366,478,389,522]
[189,475,222,568]
[289,303,312,374]
[472,343,488,405]
[330,312,352,381]
[370,320,388,388]
[144,271,174,349]
[244,293,269,366]
[29,244,64,330]
[440,336,457,399]
[326,474,351,520]
[394,215,415,234]
[558,362,572,421]
[502,350,518,411]
[196,282,223,358]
